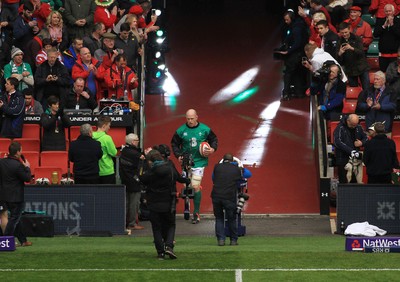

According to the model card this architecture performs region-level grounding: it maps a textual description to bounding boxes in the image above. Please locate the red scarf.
[348,17,361,30]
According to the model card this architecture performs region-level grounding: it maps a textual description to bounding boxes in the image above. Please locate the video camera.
[181,151,194,170]
[180,152,195,220]
[312,60,336,83]
[180,152,195,200]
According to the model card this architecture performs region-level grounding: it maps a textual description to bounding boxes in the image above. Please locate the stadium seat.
[366,41,379,57]
[14,138,40,152]
[23,151,40,172]
[328,121,340,144]
[342,99,357,114]
[392,122,400,135]
[361,14,376,27]
[0,138,11,152]
[33,166,62,184]
[22,124,41,139]
[392,136,400,151]
[108,127,127,149]
[40,151,69,175]
[69,125,96,141]
[366,57,379,71]
[69,126,81,141]
[369,71,375,84]
[346,86,362,99]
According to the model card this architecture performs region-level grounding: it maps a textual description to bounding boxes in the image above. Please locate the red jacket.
[72,57,103,100]
[94,7,117,30]
[102,64,138,100]
[369,0,400,18]
[345,18,373,51]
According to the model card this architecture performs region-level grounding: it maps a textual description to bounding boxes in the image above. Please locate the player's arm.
[207,129,218,151]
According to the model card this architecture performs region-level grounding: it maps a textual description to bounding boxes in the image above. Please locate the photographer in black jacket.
[139,149,189,260]
[211,153,244,247]
[275,10,309,100]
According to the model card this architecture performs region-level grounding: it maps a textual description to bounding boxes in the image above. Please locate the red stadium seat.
[392,136,400,152]
[392,122,400,136]
[328,121,340,144]
[14,138,40,152]
[366,57,379,71]
[369,72,375,84]
[23,151,40,172]
[0,138,11,152]
[69,126,81,141]
[342,99,357,114]
[40,151,69,175]
[69,125,96,141]
[22,124,41,139]
[346,86,362,99]
[107,127,127,149]
[33,166,62,184]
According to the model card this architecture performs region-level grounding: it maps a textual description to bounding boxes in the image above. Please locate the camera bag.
[20,214,54,237]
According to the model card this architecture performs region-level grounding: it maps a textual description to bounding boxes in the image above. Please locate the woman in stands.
[41,95,71,151]
[45,10,68,52]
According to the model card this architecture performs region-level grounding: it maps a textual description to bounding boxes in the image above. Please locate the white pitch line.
[235,269,243,282]
[1,268,400,272]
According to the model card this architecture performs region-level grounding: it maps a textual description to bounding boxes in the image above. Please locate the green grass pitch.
[1,236,400,281]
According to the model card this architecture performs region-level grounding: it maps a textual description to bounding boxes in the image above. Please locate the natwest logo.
[0,236,15,251]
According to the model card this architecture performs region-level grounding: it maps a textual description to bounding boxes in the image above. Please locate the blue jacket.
[62,45,79,74]
[313,78,346,120]
[0,90,25,138]
[357,86,397,132]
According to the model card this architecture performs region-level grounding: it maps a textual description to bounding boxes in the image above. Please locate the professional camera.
[181,152,194,170]
[237,192,250,214]
[312,60,336,83]
[181,186,195,198]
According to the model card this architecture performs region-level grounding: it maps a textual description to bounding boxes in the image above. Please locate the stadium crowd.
[0,0,159,115]
[280,0,400,185]
[0,0,164,247]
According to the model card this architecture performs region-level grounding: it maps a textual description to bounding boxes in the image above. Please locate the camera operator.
[275,9,308,101]
[211,153,251,247]
[310,63,346,120]
[139,149,188,260]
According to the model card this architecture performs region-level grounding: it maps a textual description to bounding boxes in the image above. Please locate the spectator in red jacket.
[72,47,103,100]
[19,0,52,30]
[94,0,118,32]
[102,54,138,100]
[345,6,373,52]
[369,0,400,18]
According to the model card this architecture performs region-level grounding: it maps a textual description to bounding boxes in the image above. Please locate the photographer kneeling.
[211,154,251,246]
